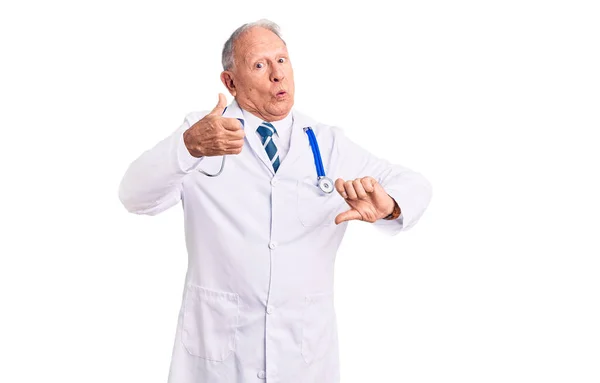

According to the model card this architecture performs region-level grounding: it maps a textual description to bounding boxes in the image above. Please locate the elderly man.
[119,19,431,383]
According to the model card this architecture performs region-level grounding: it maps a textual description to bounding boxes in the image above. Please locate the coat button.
[266,305,274,314]
[271,178,277,186]
[257,370,266,379]
[268,242,277,249]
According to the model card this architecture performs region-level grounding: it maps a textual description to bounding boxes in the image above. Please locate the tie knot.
[257,122,277,138]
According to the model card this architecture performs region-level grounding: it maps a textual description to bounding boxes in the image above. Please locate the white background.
[1,0,599,382]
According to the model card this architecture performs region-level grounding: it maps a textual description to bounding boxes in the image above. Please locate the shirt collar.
[240,105,293,136]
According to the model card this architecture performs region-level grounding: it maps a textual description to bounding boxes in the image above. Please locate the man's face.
[221,27,295,122]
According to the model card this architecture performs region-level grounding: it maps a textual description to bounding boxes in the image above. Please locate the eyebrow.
[246,50,288,62]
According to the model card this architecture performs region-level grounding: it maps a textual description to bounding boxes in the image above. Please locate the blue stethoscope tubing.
[303,127,334,194]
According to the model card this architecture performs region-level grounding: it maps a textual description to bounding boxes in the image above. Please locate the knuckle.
[201,115,215,126]
[361,211,372,222]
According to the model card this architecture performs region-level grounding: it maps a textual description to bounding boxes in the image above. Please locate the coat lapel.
[222,100,316,178]
[275,109,314,176]
[222,100,276,176]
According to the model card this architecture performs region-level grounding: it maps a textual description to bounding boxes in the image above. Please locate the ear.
[220,71,237,97]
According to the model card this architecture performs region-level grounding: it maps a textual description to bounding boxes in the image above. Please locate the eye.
[255,62,264,69]
[278,58,286,64]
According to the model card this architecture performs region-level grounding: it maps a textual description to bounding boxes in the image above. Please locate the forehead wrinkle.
[245,47,288,63]
[234,28,287,68]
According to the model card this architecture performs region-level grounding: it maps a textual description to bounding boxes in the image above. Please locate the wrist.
[383,196,401,220]
[183,129,203,158]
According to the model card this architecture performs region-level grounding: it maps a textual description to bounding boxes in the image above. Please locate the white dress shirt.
[242,108,293,164]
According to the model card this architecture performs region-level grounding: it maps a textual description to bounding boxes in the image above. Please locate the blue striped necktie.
[256,121,280,172]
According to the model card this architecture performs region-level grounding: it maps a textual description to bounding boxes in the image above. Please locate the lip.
[275,90,287,97]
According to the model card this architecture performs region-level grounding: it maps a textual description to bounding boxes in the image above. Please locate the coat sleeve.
[333,126,432,235]
[118,112,208,215]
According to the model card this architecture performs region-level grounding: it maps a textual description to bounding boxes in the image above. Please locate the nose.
[270,66,285,83]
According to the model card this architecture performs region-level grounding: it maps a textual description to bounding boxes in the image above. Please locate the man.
[119,19,431,383]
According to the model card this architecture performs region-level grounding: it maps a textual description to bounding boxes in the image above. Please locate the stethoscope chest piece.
[318,176,335,194]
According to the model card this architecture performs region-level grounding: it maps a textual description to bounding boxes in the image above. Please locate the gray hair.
[221,19,286,71]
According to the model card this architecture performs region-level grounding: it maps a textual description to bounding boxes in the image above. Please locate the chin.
[269,99,293,117]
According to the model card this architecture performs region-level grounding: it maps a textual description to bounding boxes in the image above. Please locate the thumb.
[209,93,227,116]
[335,209,362,225]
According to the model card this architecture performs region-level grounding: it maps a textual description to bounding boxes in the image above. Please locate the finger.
[353,178,368,199]
[225,139,245,149]
[224,129,246,140]
[335,209,362,225]
[208,93,228,116]
[225,146,243,155]
[335,178,348,199]
[216,138,243,150]
[221,117,244,131]
[361,177,376,193]
[344,180,358,200]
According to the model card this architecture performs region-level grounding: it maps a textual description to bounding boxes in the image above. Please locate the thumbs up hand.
[334,176,400,224]
[183,93,245,157]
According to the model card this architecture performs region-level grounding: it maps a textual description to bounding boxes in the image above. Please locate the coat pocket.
[297,176,344,227]
[181,284,240,361]
[301,292,337,364]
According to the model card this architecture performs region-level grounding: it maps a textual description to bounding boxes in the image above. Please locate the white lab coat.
[118,100,432,383]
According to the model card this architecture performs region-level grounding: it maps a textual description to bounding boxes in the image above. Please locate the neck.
[236,98,291,122]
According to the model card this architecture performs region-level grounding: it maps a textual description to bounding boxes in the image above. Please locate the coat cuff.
[372,182,431,236]
[372,192,405,236]
[176,131,204,172]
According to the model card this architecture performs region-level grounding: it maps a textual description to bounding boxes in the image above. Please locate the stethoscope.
[303,127,334,194]
[198,118,334,194]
